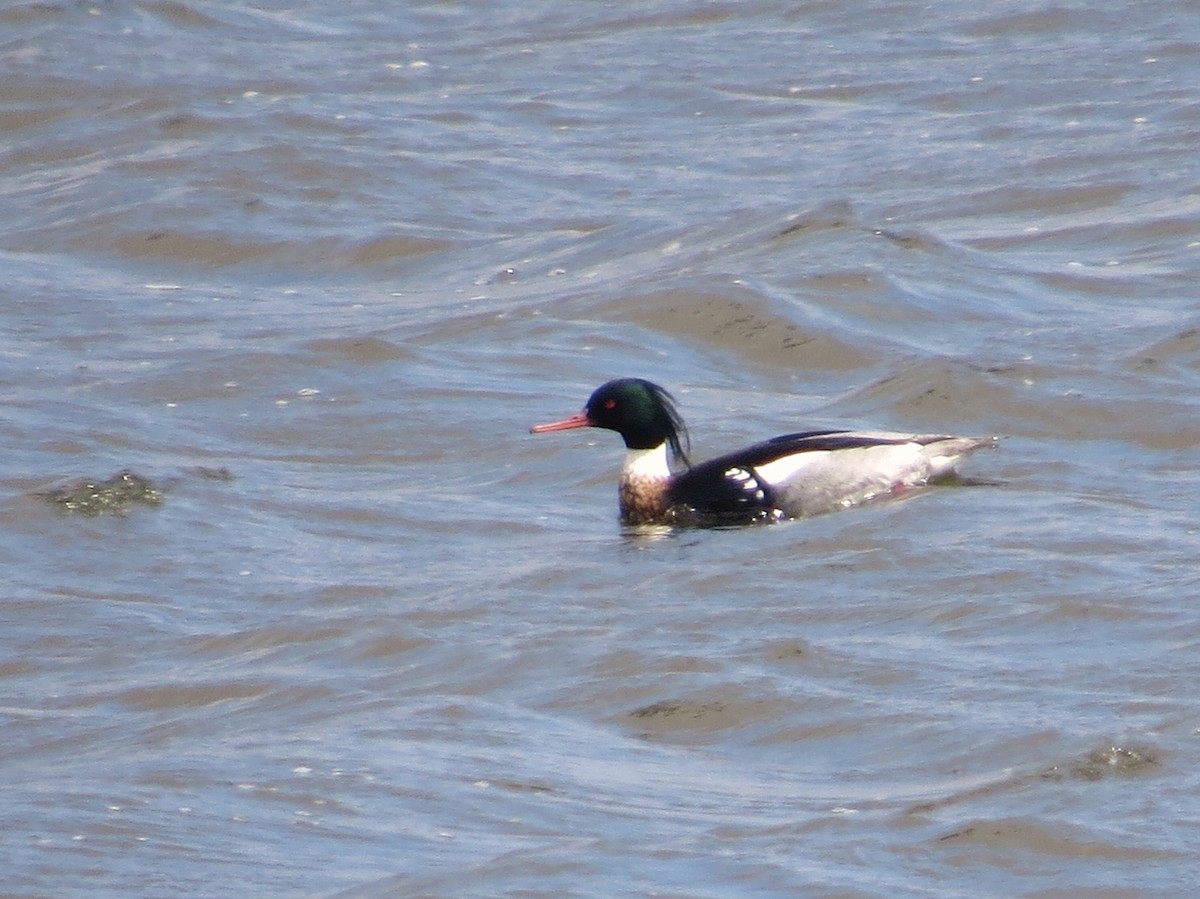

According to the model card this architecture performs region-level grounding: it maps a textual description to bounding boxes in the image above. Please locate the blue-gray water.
[2,2,1199,896]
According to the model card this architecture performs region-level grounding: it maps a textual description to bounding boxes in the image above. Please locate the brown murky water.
[2,2,1198,896]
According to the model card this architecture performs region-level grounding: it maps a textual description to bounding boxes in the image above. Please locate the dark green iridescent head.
[583,378,690,463]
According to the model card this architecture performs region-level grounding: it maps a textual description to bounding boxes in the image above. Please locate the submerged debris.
[186,466,235,482]
[43,469,165,516]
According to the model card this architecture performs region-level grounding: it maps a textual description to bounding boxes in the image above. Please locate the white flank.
[753,451,830,486]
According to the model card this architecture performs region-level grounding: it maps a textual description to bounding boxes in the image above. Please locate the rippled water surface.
[2,1,1199,896]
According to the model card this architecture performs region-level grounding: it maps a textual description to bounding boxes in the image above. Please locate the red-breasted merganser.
[531,378,997,527]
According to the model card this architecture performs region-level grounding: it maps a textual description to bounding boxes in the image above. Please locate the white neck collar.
[622,443,672,481]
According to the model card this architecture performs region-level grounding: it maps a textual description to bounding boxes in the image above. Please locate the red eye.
[603,399,617,409]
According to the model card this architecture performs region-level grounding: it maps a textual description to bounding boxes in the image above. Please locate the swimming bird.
[530,378,996,527]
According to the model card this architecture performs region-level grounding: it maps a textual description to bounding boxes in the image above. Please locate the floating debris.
[1042,745,1159,782]
[43,470,165,516]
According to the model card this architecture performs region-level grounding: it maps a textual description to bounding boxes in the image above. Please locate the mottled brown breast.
[618,475,671,525]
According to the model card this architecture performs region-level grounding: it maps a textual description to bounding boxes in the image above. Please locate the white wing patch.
[724,467,767,502]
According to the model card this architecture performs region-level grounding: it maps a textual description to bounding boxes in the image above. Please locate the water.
[2,1,1199,896]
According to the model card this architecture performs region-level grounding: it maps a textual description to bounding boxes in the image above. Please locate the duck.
[530,378,997,527]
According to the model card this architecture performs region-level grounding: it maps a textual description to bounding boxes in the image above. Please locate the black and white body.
[531,378,996,527]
